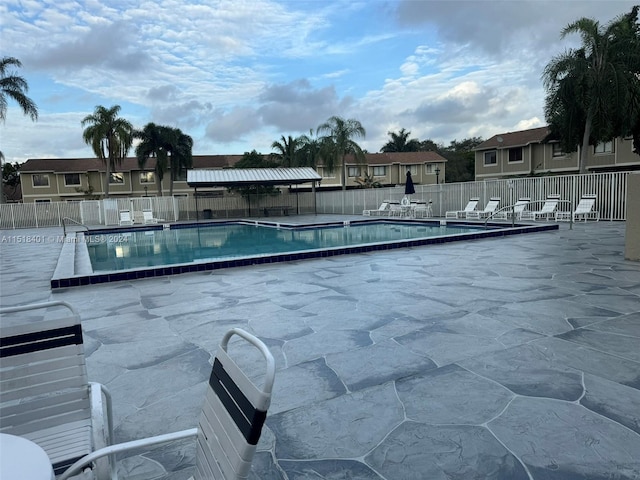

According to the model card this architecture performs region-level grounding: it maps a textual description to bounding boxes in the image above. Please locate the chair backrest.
[575,194,596,213]
[483,197,500,212]
[143,210,154,220]
[540,195,560,213]
[514,198,530,213]
[120,210,132,221]
[194,328,275,480]
[464,198,479,212]
[378,202,389,211]
[0,302,93,469]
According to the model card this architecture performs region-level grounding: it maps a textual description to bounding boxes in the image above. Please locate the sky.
[1,0,636,164]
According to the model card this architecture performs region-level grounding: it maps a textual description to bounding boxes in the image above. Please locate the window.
[508,147,523,163]
[32,174,49,187]
[34,198,51,203]
[348,167,361,177]
[483,151,497,166]
[552,143,565,157]
[110,173,124,184]
[64,173,81,186]
[139,172,155,184]
[594,140,614,154]
[322,168,335,178]
[175,169,187,181]
[405,165,418,175]
[373,166,387,176]
[425,164,433,174]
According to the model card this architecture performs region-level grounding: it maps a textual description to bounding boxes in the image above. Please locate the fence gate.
[80,200,102,225]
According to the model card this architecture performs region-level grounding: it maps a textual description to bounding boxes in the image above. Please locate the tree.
[296,129,324,168]
[81,105,134,197]
[168,129,193,196]
[271,135,302,167]
[543,7,640,173]
[2,160,21,201]
[231,150,280,200]
[317,116,366,190]
[135,123,171,196]
[380,128,421,152]
[441,137,483,183]
[1,56,38,203]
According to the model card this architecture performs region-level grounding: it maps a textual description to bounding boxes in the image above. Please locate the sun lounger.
[119,210,134,226]
[494,197,530,220]
[446,198,479,219]
[465,197,500,219]
[143,209,158,224]
[520,194,561,221]
[556,194,600,222]
[363,202,390,216]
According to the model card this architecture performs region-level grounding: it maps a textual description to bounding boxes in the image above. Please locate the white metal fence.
[317,171,630,220]
[0,171,630,229]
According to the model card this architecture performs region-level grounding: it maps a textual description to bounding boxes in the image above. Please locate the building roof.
[20,155,243,173]
[474,126,550,151]
[340,151,447,165]
[187,167,322,187]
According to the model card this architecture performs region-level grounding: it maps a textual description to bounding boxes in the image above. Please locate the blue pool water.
[87,221,490,272]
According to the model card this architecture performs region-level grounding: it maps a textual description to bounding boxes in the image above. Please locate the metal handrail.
[62,217,89,236]
[483,199,574,229]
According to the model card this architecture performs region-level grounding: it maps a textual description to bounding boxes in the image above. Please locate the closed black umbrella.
[405,171,416,197]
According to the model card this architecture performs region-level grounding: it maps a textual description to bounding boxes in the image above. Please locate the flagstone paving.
[1,217,639,479]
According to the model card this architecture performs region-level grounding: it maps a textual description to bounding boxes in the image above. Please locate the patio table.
[0,433,55,480]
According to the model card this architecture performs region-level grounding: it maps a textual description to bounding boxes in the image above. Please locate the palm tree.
[168,128,193,196]
[0,56,38,123]
[1,56,38,203]
[317,116,366,190]
[271,135,301,167]
[135,123,171,196]
[296,129,323,168]
[543,8,640,173]
[380,128,421,152]
[81,105,134,197]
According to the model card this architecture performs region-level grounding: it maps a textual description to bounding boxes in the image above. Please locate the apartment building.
[19,151,447,202]
[474,126,639,180]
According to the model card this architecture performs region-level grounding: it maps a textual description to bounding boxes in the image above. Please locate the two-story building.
[19,151,447,203]
[474,126,639,180]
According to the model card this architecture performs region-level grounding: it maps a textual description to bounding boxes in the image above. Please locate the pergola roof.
[187,167,322,187]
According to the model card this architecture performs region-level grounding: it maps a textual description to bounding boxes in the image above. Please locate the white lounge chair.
[556,194,600,222]
[520,194,561,221]
[466,197,501,219]
[60,328,275,480]
[363,202,390,216]
[446,198,479,219]
[0,301,114,479]
[119,210,134,226]
[142,209,158,224]
[494,197,531,220]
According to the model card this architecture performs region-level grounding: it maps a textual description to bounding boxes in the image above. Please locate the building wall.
[476,136,639,180]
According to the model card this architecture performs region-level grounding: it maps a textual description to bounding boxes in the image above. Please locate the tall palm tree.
[271,135,302,167]
[380,128,421,152]
[135,123,171,196]
[0,56,38,123]
[81,105,134,197]
[317,116,366,190]
[168,128,193,196]
[297,129,323,168]
[1,56,38,203]
[543,9,640,172]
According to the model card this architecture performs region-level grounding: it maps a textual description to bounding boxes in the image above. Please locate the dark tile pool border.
[51,219,559,290]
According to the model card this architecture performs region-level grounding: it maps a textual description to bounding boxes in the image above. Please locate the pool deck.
[1,215,639,479]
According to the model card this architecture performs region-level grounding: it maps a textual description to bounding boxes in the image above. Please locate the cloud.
[205,107,262,143]
[257,79,353,132]
[30,21,153,72]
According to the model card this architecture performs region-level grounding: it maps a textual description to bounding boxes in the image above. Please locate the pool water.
[87,221,488,272]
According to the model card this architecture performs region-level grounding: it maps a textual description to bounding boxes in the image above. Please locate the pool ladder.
[62,217,89,237]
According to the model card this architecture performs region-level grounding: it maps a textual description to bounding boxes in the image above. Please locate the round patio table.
[0,433,55,480]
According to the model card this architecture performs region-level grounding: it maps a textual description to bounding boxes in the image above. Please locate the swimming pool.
[51,218,558,289]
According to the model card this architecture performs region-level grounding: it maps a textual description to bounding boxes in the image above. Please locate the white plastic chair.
[466,197,501,219]
[556,194,600,222]
[118,211,134,226]
[520,194,560,221]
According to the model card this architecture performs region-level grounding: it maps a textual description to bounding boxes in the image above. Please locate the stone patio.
[1,216,639,479]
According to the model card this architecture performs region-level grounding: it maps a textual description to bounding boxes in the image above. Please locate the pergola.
[186,167,322,219]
